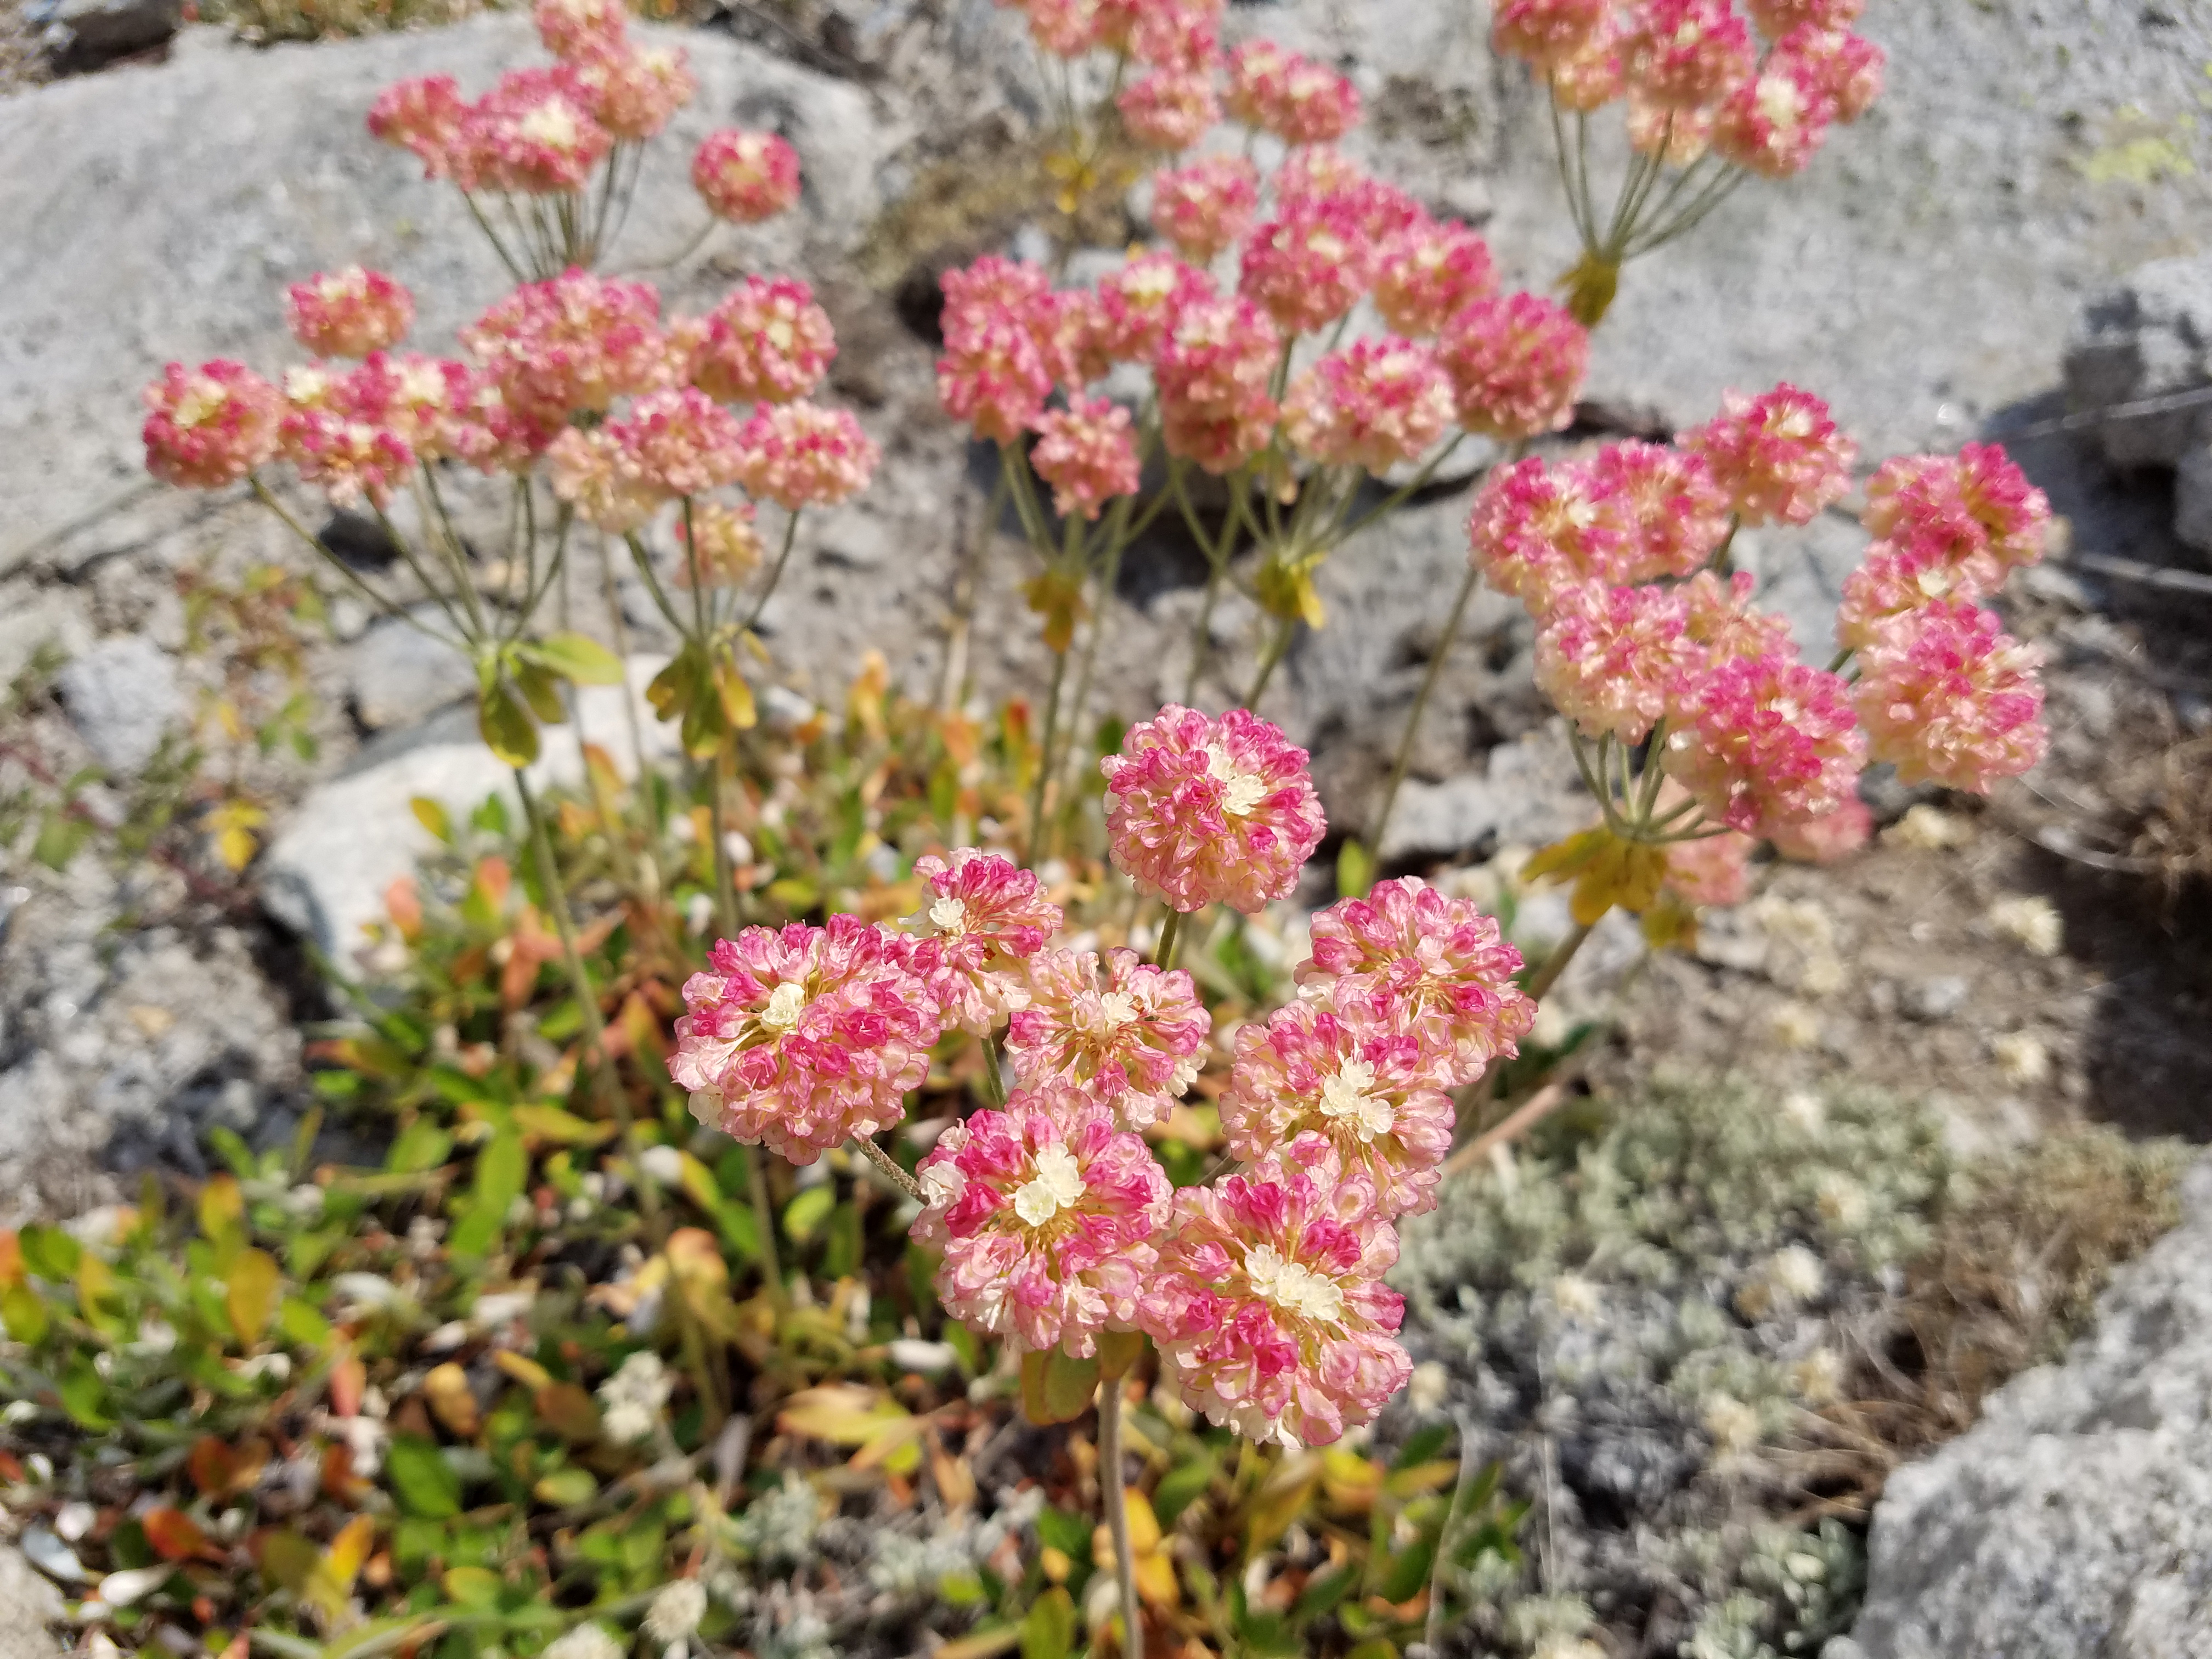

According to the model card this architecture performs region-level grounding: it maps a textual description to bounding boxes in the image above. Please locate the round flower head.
[607,387,746,496]
[1119,69,1221,151]
[1273,145,1367,210]
[456,378,562,474]
[1663,651,1865,833]
[1097,249,1216,360]
[1680,568,1795,666]
[1548,21,1628,110]
[1282,337,1455,472]
[1141,1143,1411,1448]
[452,67,612,195]
[1681,382,1855,526]
[571,38,695,142]
[1862,442,2050,572]
[1025,0,1105,57]
[142,360,282,489]
[1155,295,1283,474]
[1622,0,1756,110]
[286,267,415,360]
[670,914,940,1164]
[1006,947,1209,1129]
[368,75,465,178]
[1034,287,1113,390]
[464,269,667,422]
[1493,0,1610,70]
[1853,601,2047,793]
[910,850,1063,1035]
[1661,823,1754,907]
[940,254,1054,339]
[1224,40,1362,145]
[1745,0,1860,38]
[683,275,837,405]
[1031,397,1142,520]
[1373,219,1497,338]
[674,500,765,587]
[1465,455,1630,614]
[1130,0,1218,71]
[279,408,415,510]
[692,128,802,223]
[735,401,879,508]
[339,352,476,460]
[1149,157,1259,266]
[548,424,661,532]
[1239,200,1373,336]
[1438,291,1589,439]
[1835,538,2002,652]
[1588,440,1734,579]
[936,318,1053,443]
[1710,55,1833,178]
[534,0,627,58]
[1102,705,1326,915]
[1295,877,1536,1087]
[913,1088,1172,1356]
[1222,994,1455,1217]
[1766,795,1870,863]
[1782,24,1882,121]
[1534,579,1703,742]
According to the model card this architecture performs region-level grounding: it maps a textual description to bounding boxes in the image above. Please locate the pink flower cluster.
[1487,0,1884,178]
[285,268,416,360]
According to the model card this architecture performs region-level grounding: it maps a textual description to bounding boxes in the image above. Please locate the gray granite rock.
[346,606,477,730]
[0,1545,65,1659]
[53,633,183,773]
[2063,255,2212,471]
[2175,439,2212,554]
[1849,1156,2212,1659]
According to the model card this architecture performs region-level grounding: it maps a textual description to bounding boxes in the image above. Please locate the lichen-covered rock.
[1847,1156,2212,1659]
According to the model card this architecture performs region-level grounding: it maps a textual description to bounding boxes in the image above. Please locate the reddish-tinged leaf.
[142,1507,215,1563]
[189,1437,267,1499]
[534,1383,601,1443]
[330,1351,366,1419]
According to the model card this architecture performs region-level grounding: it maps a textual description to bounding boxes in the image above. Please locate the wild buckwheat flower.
[1283,337,1455,472]
[1155,295,1283,473]
[608,387,746,496]
[368,75,465,177]
[1745,0,1861,37]
[452,67,612,195]
[1710,55,1833,177]
[1130,0,1219,71]
[1628,94,1716,164]
[1149,157,1259,266]
[1662,826,1754,907]
[548,425,661,532]
[683,275,837,405]
[674,499,765,586]
[1664,652,1866,832]
[940,254,1053,338]
[571,38,695,142]
[342,352,476,459]
[1767,795,1871,863]
[1273,145,1365,209]
[1096,252,1214,366]
[1492,0,1610,70]
[455,379,561,473]
[142,361,282,488]
[1622,0,1755,110]
[937,319,1053,443]
[1534,579,1702,743]
[911,848,1063,1035]
[1102,705,1325,915]
[1438,291,1589,439]
[1007,947,1209,1128]
[913,1090,1172,1356]
[1031,397,1142,520]
[1836,539,2001,651]
[286,268,415,360]
[1222,995,1454,1217]
[1680,568,1795,665]
[691,128,802,222]
[1853,601,2047,792]
[1373,219,1497,339]
[1465,455,1630,613]
[671,914,940,1164]
[1025,0,1104,57]
[464,269,667,421]
[1549,22,1628,109]
[1033,287,1114,390]
[1681,382,1855,525]
[1296,877,1536,1087]
[1142,1144,1410,1448]
[1239,200,1373,335]
[534,0,626,59]
[734,401,879,509]
[1225,40,1362,145]
[1589,440,1734,579]
[1120,69,1221,151]
[1863,442,2051,571]
[281,410,415,510]
[1784,24,1883,120]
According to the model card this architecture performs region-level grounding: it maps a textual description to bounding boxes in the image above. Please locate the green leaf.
[1035,1507,1090,1561]
[521,631,624,686]
[1336,837,1374,902]
[387,1436,463,1520]
[1392,1423,1453,1471]
[1294,1564,1357,1623]
[477,680,539,768]
[2,1285,49,1345]
[410,797,454,843]
[450,1128,526,1260]
[59,1360,113,1430]
[532,1466,597,1507]
[782,1184,834,1246]
[259,1530,320,1593]
[822,1200,862,1280]
[1022,1587,1076,1659]
[1375,1536,1436,1605]
[278,1297,332,1348]
[1152,1454,1216,1527]
[512,661,568,725]
[442,1566,502,1607]
[388,1119,455,1175]
[18,1223,80,1281]
[1019,1347,1099,1427]
[32,811,90,872]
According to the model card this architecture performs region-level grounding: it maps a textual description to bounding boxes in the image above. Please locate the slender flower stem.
[1098,1378,1144,1659]
[1525,921,1592,1002]
[1025,640,1073,867]
[1154,909,1184,973]
[1245,614,1296,706]
[851,1135,924,1203]
[746,1150,787,1308]
[742,511,804,631]
[981,1034,1009,1107]
[1371,559,1481,856]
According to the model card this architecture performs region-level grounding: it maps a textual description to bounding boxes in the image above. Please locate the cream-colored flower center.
[1012,1144,1085,1227]
[760,980,807,1033]
[398,364,447,407]
[518,99,582,151]
[766,316,796,352]
[1243,1244,1345,1325]
[1074,989,1140,1036]
[1317,1059,1394,1142]
[1756,75,1806,133]
[174,382,227,428]
[1205,742,1268,817]
[929,894,969,933]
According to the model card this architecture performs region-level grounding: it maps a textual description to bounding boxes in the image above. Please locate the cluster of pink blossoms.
[669,702,1539,1447]
[1468,379,2051,852]
[1490,0,1884,178]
